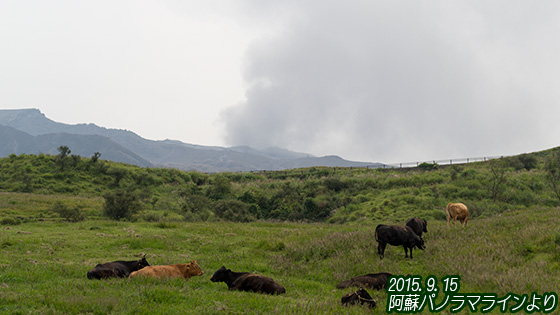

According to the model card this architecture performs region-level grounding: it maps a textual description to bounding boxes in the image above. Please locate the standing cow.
[375,225,425,259]
[405,217,427,239]
[446,203,470,227]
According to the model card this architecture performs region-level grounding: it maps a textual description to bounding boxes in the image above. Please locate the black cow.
[210,266,286,295]
[336,272,392,290]
[405,217,428,239]
[341,288,376,308]
[375,224,425,259]
[87,255,150,279]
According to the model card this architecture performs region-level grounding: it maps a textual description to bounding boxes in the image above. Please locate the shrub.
[213,199,255,222]
[51,201,86,222]
[103,190,141,220]
[418,162,438,170]
[0,217,21,225]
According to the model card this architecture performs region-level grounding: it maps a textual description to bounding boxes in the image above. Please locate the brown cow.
[129,260,204,280]
[446,203,470,227]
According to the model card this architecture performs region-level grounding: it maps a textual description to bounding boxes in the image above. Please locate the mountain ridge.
[0,108,382,172]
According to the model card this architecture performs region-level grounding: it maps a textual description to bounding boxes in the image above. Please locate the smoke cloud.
[222,1,560,163]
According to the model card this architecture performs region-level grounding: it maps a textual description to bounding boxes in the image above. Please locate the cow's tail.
[374,225,382,243]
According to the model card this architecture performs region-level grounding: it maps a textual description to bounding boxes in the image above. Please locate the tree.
[489,157,508,202]
[51,201,85,222]
[103,190,140,220]
[55,145,71,171]
[91,152,101,164]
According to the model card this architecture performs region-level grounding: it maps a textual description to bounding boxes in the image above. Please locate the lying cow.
[210,266,286,295]
[446,202,470,227]
[129,260,204,280]
[341,288,376,308]
[87,255,150,279]
[375,224,425,259]
[336,272,392,290]
[405,217,427,239]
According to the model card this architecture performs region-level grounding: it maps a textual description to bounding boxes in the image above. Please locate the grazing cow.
[128,260,204,280]
[210,266,286,295]
[405,217,428,239]
[341,288,376,308]
[87,255,150,279]
[336,272,392,290]
[375,224,425,259]
[446,203,470,227]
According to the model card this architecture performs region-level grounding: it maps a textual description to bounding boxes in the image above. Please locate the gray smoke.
[222,1,560,162]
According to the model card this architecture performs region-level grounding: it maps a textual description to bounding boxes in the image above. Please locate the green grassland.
[1,149,560,314]
[1,208,559,314]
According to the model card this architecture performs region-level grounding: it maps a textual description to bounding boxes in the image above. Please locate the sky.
[2,1,560,164]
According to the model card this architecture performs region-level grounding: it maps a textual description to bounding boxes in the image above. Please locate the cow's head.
[186,260,204,277]
[415,236,426,250]
[341,288,376,308]
[210,266,228,282]
[422,220,428,233]
[138,254,150,269]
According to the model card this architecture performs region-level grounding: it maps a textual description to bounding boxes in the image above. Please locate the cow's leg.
[378,242,386,259]
[447,215,450,228]
[404,246,409,258]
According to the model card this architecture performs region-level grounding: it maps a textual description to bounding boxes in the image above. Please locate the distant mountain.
[0,109,383,172]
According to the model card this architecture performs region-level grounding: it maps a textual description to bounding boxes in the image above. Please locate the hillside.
[0,109,381,172]
[1,146,559,225]
[1,147,560,313]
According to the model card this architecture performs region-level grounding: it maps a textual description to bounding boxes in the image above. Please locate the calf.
[128,260,204,280]
[87,255,149,279]
[375,224,425,259]
[210,266,286,295]
[446,202,470,227]
[405,217,427,239]
[341,288,376,308]
[336,272,392,290]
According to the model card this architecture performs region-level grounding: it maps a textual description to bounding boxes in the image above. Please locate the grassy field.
[1,201,559,314]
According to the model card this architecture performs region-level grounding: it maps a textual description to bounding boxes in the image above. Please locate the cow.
[341,288,377,308]
[405,217,427,239]
[87,255,150,279]
[375,224,425,259]
[336,272,392,290]
[446,202,470,227]
[128,260,204,280]
[210,266,286,295]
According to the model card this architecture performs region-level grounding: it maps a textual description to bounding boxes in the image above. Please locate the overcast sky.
[2,1,559,163]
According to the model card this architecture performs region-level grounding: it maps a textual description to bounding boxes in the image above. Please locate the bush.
[0,217,21,225]
[51,201,86,222]
[213,199,255,222]
[418,162,438,170]
[103,190,141,220]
